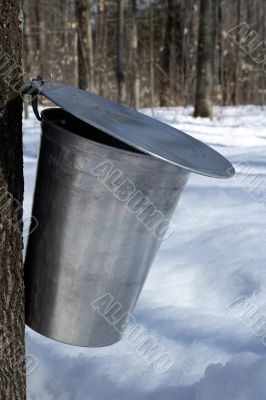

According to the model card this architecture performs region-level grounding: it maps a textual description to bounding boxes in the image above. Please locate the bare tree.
[96,0,108,97]
[194,0,217,118]
[117,0,126,103]
[39,0,46,77]
[0,0,26,399]
[263,0,266,105]
[76,0,94,91]
[217,0,224,105]
[150,3,155,108]
[160,0,175,106]
[22,0,32,119]
[160,0,183,106]
[233,0,241,105]
[131,0,140,109]
[21,0,266,108]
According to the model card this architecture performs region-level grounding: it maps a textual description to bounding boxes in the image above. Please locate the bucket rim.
[37,83,235,179]
[40,108,181,168]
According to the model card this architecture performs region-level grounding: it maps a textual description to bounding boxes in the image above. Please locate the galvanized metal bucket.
[24,81,234,347]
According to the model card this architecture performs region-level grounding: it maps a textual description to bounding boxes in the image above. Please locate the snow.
[23,104,266,399]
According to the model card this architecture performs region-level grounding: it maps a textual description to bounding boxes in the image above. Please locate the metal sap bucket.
[25,81,234,347]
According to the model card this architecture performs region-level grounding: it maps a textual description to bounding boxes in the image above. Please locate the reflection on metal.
[31,80,235,178]
[25,83,235,347]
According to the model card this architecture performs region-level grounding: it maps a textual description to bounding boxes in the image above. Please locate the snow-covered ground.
[23,105,266,400]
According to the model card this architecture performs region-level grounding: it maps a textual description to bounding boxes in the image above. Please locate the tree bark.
[160,0,174,106]
[96,0,107,97]
[33,0,46,78]
[76,0,94,91]
[232,0,241,105]
[0,1,25,399]
[131,0,140,109]
[217,0,224,105]
[150,4,155,109]
[160,0,183,107]
[22,0,33,76]
[263,0,266,105]
[193,0,216,118]
[117,0,126,103]
[22,0,32,119]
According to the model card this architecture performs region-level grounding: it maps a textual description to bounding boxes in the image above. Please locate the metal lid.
[32,80,234,179]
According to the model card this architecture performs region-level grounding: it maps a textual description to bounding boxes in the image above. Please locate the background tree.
[231,0,241,105]
[0,0,26,399]
[194,0,217,118]
[117,0,126,103]
[160,0,183,106]
[96,0,108,97]
[76,0,94,90]
[131,0,140,109]
[21,0,266,108]
[38,0,46,77]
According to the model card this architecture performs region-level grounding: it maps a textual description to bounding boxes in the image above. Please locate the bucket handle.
[22,76,45,122]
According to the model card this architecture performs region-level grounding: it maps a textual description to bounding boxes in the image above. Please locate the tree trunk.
[183,0,197,106]
[263,0,266,106]
[76,0,94,91]
[39,0,46,77]
[131,0,140,109]
[160,0,174,106]
[160,0,183,107]
[96,0,107,97]
[172,0,183,104]
[217,0,224,105]
[117,0,126,103]
[193,0,216,118]
[22,0,33,76]
[232,0,241,105]
[0,1,25,399]
[150,4,155,109]
[63,0,71,82]
[22,0,32,119]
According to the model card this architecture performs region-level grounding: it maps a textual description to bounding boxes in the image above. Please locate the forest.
[22,0,266,117]
[1,1,266,399]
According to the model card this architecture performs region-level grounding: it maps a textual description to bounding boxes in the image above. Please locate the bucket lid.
[31,80,234,179]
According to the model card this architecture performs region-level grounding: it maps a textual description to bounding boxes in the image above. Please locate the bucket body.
[25,108,190,347]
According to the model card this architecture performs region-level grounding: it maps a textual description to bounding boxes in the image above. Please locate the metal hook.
[22,76,44,121]
[31,94,42,121]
